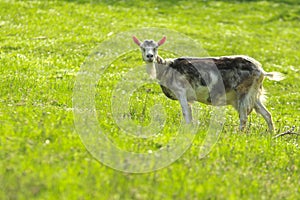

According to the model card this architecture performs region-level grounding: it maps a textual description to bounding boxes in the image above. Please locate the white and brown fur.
[133,36,284,132]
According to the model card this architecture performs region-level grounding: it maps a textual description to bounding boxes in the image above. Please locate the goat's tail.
[264,71,285,81]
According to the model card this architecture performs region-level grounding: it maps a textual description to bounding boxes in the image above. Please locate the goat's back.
[168,56,263,92]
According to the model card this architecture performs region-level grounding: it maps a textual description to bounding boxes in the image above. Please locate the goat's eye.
[141,48,145,52]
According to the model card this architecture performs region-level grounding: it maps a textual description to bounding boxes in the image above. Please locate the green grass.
[1,0,300,199]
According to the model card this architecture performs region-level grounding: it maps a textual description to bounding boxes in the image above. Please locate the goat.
[132,36,284,132]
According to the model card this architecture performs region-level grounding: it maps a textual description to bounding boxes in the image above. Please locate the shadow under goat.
[132,36,284,132]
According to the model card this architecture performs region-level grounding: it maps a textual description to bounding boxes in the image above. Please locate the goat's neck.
[146,62,157,79]
[146,55,167,80]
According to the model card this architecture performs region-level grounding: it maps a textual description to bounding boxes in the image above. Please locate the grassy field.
[1,0,300,199]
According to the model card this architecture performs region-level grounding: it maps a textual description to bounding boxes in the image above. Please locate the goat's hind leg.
[238,105,248,131]
[237,94,254,131]
[254,99,274,132]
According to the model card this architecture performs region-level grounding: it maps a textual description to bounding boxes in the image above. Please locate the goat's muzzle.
[145,54,154,62]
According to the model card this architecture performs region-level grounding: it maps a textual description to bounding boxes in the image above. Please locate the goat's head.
[132,36,166,63]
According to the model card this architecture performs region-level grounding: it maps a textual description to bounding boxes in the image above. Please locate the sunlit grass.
[0,0,299,199]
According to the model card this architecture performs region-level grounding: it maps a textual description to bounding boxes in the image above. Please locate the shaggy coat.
[133,36,284,132]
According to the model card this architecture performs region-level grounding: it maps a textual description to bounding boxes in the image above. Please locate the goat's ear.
[132,35,141,46]
[158,36,166,46]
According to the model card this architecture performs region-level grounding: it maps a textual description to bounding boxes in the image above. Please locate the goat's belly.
[194,86,211,104]
[225,90,237,105]
[193,87,237,106]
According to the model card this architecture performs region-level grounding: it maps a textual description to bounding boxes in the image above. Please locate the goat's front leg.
[178,94,192,124]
